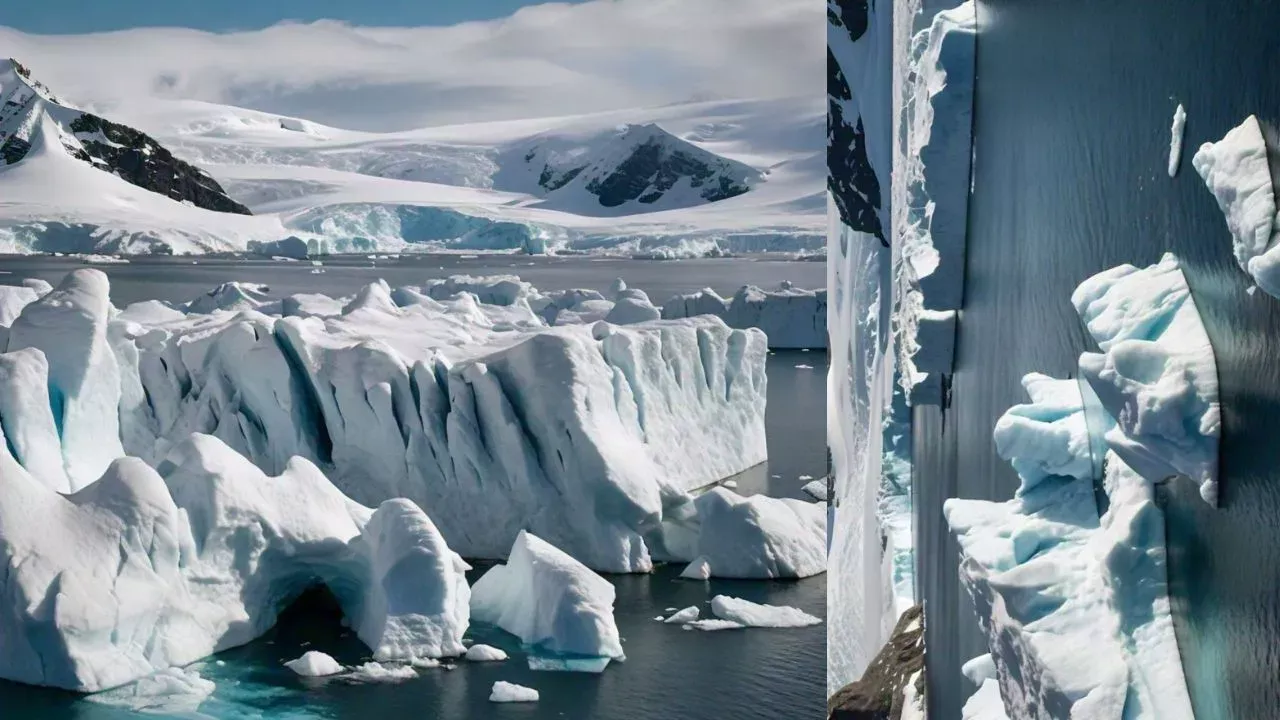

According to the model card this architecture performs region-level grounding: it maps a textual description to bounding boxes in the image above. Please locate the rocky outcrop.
[828,0,887,244]
[828,605,925,720]
[0,58,250,216]
[515,123,758,211]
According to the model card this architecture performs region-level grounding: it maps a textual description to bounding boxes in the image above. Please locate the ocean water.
[913,1,1280,717]
[0,257,827,720]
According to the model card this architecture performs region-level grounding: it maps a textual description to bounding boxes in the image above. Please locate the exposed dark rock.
[828,0,887,245]
[828,604,925,720]
[583,136,748,208]
[66,114,251,215]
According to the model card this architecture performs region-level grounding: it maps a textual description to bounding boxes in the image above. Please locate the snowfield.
[0,58,822,258]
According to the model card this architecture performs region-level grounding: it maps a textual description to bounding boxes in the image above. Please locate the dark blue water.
[0,258,827,719]
[914,1,1280,717]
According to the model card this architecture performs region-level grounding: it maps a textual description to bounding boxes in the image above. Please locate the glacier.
[944,370,1194,718]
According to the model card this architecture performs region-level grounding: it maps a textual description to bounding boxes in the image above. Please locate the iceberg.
[661,283,827,349]
[490,681,539,703]
[107,274,768,573]
[709,596,822,628]
[1071,253,1220,505]
[285,651,344,677]
[661,487,826,579]
[0,430,469,693]
[962,679,1010,720]
[679,556,712,580]
[944,371,1194,720]
[1192,115,1280,298]
[471,531,624,664]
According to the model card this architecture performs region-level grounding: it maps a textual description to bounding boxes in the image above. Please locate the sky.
[2,0,592,34]
[0,0,822,132]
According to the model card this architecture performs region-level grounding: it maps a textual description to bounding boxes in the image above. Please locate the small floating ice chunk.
[663,606,701,624]
[490,681,539,703]
[722,479,738,489]
[680,556,712,580]
[345,662,418,683]
[285,651,343,677]
[465,644,509,662]
[685,619,745,632]
[1168,103,1186,177]
[709,596,822,628]
[795,363,814,369]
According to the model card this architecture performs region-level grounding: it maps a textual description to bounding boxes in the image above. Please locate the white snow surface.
[709,595,822,628]
[1071,253,1220,505]
[464,644,508,662]
[490,680,539,703]
[470,531,625,663]
[1167,104,1186,178]
[662,283,827,348]
[0,56,822,258]
[285,651,344,677]
[1192,114,1280,298]
[944,371,1194,720]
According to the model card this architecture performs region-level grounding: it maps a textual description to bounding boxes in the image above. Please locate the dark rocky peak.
[0,58,251,216]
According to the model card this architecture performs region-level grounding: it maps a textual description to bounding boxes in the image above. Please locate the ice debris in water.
[1168,103,1186,177]
[663,606,701,624]
[344,662,418,683]
[285,651,344,677]
[490,681,539,703]
[684,619,745,632]
[1193,114,1280,299]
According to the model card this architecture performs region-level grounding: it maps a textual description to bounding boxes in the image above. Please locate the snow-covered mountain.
[0,59,249,215]
[0,58,822,257]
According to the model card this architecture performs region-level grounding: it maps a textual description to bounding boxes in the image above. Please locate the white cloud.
[0,0,821,131]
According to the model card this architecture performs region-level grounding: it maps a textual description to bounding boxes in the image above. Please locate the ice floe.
[663,606,701,624]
